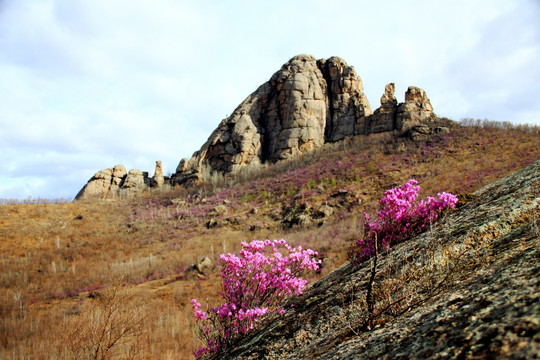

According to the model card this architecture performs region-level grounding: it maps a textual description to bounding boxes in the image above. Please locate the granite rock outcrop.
[76,54,452,198]
[172,55,373,185]
[172,55,446,185]
[369,83,398,133]
[75,161,169,200]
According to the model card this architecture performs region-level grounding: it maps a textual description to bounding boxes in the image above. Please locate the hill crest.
[75,54,450,200]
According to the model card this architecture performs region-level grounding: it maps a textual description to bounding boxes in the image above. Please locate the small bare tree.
[62,285,147,360]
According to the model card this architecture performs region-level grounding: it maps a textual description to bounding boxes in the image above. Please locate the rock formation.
[172,55,446,186]
[369,84,441,140]
[171,54,374,185]
[152,160,164,187]
[186,257,215,279]
[75,162,169,200]
[209,160,540,359]
[76,54,453,198]
[369,83,398,133]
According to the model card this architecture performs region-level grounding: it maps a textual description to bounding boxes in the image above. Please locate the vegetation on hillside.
[0,121,538,359]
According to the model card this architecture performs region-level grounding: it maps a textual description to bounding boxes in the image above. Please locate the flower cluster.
[352,179,458,263]
[191,239,320,357]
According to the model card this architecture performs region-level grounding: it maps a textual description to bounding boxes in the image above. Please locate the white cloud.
[0,0,539,199]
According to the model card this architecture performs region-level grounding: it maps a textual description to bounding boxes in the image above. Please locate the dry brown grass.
[0,124,539,359]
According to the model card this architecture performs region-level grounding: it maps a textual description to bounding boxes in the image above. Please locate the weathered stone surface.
[171,55,373,185]
[75,161,168,200]
[396,86,435,133]
[369,84,438,138]
[187,257,215,278]
[112,165,127,185]
[152,160,164,187]
[210,205,228,216]
[122,169,145,188]
[212,161,540,359]
[408,124,431,141]
[370,83,398,133]
[176,158,189,173]
[318,56,372,141]
[74,168,114,200]
[108,165,127,196]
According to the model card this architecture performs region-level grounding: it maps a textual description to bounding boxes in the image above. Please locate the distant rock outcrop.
[76,54,454,198]
[172,55,373,185]
[370,83,398,133]
[172,55,448,185]
[75,162,169,200]
[152,160,164,187]
[369,84,443,140]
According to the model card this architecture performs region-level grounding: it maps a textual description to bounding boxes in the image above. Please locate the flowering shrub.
[191,239,321,357]
[351,179,458,263]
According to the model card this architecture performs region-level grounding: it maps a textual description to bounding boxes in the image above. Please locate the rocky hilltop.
[171,54,447,186]
[76,54,451,199]
[210,160,540,359]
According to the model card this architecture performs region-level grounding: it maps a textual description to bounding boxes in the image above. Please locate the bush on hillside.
[350,179,458,264]
[191,239,320,357]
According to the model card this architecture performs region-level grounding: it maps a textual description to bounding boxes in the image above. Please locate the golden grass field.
[1,122,538,359]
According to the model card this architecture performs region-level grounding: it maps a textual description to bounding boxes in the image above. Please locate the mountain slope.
[76,54,445,199]
[172,54,441,185]
[213,160,539,359]
[1,124,538,359]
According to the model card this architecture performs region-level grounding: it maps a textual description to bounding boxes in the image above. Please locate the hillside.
[75,54,447,200]
[215,157,539,360]
[0,123,539,359]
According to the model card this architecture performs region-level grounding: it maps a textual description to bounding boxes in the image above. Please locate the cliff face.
[171,54,442,186]
[210,160,540,359]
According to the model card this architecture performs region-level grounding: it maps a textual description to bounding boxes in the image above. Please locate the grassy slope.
[0,124,538,359]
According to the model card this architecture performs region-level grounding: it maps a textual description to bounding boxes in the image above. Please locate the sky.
[0,0,539,200]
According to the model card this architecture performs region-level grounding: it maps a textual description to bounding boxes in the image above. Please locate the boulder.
[409,124,431,141]
[112,165,127,185]
[211,205,228,216]
[122,169,146,189]
[74,168,114,200]
[109,165,127,195]
[187,257,215,277]
[316,204,335,218]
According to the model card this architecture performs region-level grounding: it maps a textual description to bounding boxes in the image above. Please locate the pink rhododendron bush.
[191,239,321,357]
[351,179,458,263]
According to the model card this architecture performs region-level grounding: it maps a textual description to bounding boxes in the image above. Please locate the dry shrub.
[61,285,147,360]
